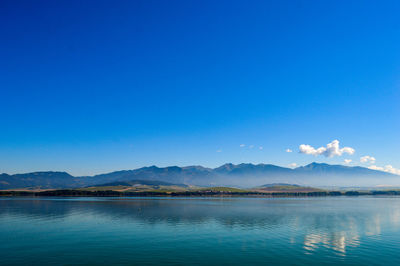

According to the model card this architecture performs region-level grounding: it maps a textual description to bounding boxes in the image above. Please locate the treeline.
[2,190,400,197]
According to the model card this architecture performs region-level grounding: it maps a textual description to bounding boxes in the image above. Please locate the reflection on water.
[303,231,360,254]
[1,197,400,265]
[300,203,400,255]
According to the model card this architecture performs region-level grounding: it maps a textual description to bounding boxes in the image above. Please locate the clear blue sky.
[1,0,399,175]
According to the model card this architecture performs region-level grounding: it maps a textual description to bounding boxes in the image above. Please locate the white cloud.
[249,145,254,149]
[240,144,245,148]
[384,165,400,175]
[344,159,352,164]
[368,165,382,171]
[299,140,355,158]
[286,149,293,153]
[288,163,297,168]
[368,165,400,175]
[360,155,376,164]
[216,149,222,153]
[259,146,263,150]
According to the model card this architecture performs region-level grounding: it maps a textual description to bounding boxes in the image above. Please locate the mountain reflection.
[1,197,400,256]
[303,232,360,255]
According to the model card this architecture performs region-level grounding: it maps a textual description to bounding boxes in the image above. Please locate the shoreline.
[2,189,400,197]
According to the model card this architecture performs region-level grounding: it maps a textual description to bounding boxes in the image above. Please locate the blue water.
[1,197,400,265]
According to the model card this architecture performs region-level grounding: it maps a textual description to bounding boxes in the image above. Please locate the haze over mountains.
[1,162,399,190]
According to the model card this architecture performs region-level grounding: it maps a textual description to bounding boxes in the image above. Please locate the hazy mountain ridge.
[0,162,398,189]
[92,180,188,188]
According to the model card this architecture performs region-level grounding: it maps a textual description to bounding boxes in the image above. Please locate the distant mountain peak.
[1,162,399,190]
[304,162,328,167]
[214,163,235,171]
[182,165,212,171]
[14,171,74,178]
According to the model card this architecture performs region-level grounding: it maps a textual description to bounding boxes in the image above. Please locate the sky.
[1,0,399,176]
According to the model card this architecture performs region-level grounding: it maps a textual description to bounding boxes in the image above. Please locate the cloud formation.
[288,163,297,168]
[239,144,263,150]
[344,159,352,164]
[299,140,355,158]
[368,165,400,175]
[360,155,376,164]
[286,149,293,153]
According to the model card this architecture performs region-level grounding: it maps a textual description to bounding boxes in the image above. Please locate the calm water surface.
[1,196,400,265]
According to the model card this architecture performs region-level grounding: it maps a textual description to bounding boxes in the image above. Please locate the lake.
[1,196,400,265]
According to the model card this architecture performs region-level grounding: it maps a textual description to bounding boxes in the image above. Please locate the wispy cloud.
[216,149,222,153]
[239,144,263,150]
[286,149,293,153]
[368,165,400,175]
[288,163,297,168]
[360,155,376,164]
[344,159,352,164]
[299,140,355,158]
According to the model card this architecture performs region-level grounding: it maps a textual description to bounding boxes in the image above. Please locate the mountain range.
[1,162,399,190]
